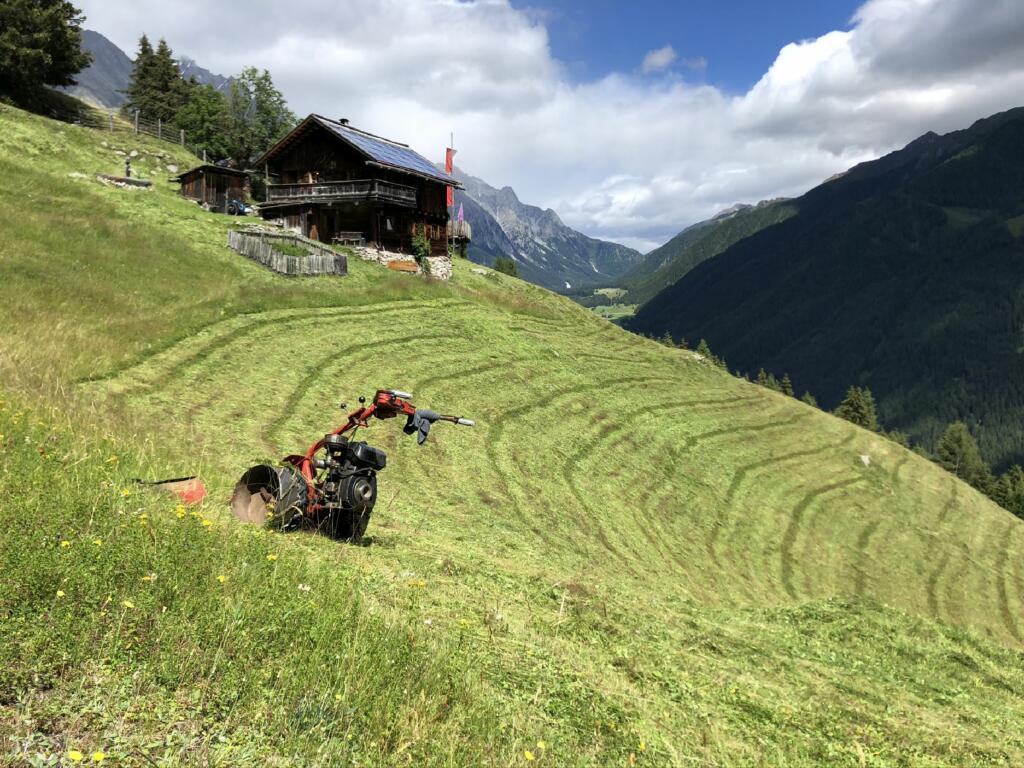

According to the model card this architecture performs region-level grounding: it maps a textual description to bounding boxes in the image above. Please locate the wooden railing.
[266,179,417,206]
[447,219,472,241]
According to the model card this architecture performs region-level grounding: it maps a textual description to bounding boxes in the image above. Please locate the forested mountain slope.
[3,104,1024,766]
[614,200,795,307]
[628,107,1024,468]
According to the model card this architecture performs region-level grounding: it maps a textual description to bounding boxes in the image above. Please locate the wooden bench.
[332,231,365,247]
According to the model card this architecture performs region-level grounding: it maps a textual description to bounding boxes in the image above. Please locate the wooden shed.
[173,165,249,213]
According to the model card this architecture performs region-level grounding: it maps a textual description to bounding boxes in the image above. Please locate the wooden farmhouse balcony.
[266,179,417,207]
[447,219,472,241]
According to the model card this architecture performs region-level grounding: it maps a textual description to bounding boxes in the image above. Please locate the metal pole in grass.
[180,129,185,147]
[134,110,139,134]
[108,113,113,132]
[158,118,162,140]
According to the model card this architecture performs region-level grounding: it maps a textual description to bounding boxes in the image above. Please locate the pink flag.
[457,202,464,222]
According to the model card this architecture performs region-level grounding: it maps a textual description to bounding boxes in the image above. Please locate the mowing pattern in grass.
[5,103,1024,766]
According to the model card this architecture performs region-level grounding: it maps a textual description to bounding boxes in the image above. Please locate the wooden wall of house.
[270,127,368,184]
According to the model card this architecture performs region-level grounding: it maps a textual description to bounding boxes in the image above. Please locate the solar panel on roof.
[317,118,451,183]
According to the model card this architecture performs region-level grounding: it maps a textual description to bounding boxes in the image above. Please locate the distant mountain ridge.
[627,105,1024,468]
[611,198,795,307]
[449,167,643,291]
[60,30,231,109]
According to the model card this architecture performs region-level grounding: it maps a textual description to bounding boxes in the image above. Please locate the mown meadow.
[2,104,1024,767]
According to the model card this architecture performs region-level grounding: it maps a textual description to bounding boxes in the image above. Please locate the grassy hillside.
[4,104,1024,766]
[627,108,1024,469]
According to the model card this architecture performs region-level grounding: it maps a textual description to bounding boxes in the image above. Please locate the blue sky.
[516,0,862,91]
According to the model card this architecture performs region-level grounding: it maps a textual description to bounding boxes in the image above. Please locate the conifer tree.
[936,421,994,495]
[659,331,674,347]
[696,339,713,359]
[801,392,818,408]
[676,337,688,350]
[781,373,794,397]
[124,36,187,122]
[834,386,879,431]
[756,368,768,387]
[995,465,1024,520]
[123,34,154,116]
[0,0,91,103]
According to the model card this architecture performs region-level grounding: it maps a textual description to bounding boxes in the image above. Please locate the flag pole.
[449,131,454,256]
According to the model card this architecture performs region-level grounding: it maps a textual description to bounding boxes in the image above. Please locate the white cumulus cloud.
[641,45,677,74]
[76,0,1024,253]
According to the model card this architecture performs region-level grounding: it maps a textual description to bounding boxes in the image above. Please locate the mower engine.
[229,389,473,542]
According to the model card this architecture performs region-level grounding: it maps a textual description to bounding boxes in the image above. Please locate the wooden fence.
[227,229,348,277]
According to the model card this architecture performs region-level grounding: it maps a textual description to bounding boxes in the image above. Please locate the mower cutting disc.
[230,464,308,527]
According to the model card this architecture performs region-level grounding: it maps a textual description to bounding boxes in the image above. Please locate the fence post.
[180,129,185,147]
[134,110,139,134]
[203,149,207,162]
[158,118,162,139]
[108,113,113,132]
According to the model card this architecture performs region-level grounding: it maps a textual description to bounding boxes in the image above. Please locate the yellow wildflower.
[92,751,106,763]
[67,751,84,764]
[60,540,71,548]
[216,575,227,584]
[201,519,213,528]
[537,740,546,750]
[638,741,646,752]
[122,599,135,609]
[141,574,154,582]
[93,539,102,546]
[56,590,66,598]
[121,488,132,497]
[524,750,535,762]
[106,455,118,463]
[175,505,186,518]
[266,554,278,561]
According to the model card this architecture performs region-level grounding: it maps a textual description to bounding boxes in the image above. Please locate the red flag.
[445,147,456,207]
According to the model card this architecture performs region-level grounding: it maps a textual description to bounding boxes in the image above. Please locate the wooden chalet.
[172,164,249,213]
[254,114,462,255]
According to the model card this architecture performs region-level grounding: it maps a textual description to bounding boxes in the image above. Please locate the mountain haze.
[451,168,643,291]
[59,30,231,109]
[628,106,1024,468]
[59,30,134,108]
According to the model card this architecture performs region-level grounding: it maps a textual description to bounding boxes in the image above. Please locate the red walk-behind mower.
[229,389,474,542]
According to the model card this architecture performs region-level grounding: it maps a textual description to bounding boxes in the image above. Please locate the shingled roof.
[254,114,459,186]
